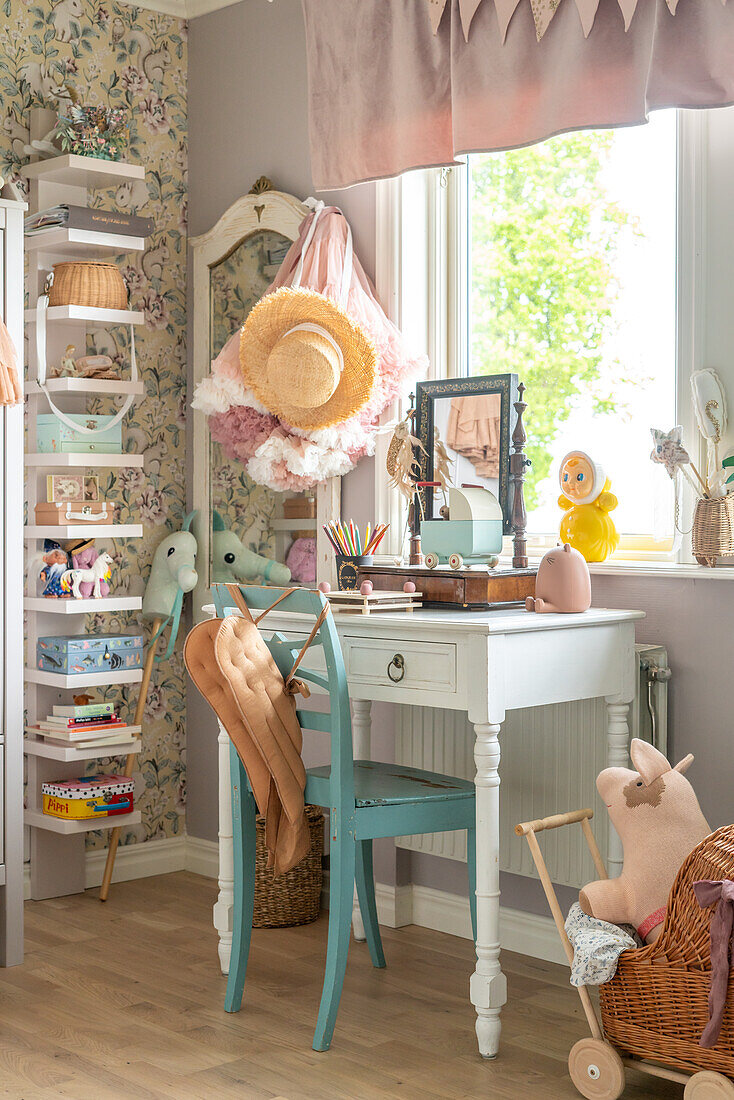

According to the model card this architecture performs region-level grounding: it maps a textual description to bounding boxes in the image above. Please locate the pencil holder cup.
[336,555,373,590]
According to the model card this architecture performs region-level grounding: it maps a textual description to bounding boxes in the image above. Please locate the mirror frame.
[414,373,520,536]
[190,183,340,620]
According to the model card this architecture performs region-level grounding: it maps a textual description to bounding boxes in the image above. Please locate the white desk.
[210,604,643,1058]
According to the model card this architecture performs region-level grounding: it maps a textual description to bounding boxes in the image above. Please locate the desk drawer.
[342,637,457,694]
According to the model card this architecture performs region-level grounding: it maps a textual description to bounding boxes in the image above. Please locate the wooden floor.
[0,872,682,1100]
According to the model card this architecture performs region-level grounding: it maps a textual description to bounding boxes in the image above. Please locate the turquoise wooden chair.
[212,583,477,1052]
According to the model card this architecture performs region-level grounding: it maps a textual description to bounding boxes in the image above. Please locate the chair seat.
[306,760,474,808]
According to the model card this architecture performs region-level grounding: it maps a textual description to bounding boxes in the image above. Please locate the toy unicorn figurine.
[143,511,198,661]
[558,450,619,562]
[63,551,113,599]
[68,540,110,598]
[212,511,291,586]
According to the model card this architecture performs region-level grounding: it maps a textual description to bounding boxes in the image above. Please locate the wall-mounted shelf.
[272,518,318,532]
[24,736,142,763]
[21,154,145,190]
[25,666,143,689]
[24,808,141,836]
[25,306,144,326]
[26,452,144,468]
[27,378,145,396]
[24,228,144,261]
[24,596,142,614]
[24,524,143,540]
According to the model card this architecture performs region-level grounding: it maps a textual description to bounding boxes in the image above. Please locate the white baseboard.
[23,833,219,901]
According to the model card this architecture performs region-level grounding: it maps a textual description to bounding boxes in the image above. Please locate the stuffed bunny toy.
[579,738,710,943]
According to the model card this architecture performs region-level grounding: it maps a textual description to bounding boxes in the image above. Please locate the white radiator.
[395,643,669,889]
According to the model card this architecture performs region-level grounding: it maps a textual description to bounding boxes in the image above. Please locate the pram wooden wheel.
[448,553,463,570]
[684,1071,734,1099]
[568,1039,625,1099]
[424,552,439,570]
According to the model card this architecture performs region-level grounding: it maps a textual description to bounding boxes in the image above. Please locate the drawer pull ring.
[387,653,405,683]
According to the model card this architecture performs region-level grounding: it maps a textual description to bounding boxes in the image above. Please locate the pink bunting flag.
[493,0,523,41]
[616,0,639,30]
[427,0,450,33]
[574,0,600,35]
[530,0,561,41]
[459,0,485,37]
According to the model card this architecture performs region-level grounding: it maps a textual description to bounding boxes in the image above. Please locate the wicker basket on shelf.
[49,261,127,311]
[691,495,734,566]
[253,804,324,927]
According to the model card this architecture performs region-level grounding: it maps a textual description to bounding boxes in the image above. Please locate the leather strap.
[224,583,330,688]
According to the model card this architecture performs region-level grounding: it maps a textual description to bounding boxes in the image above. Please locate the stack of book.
[27,700,140,750]
[24,204,153,239]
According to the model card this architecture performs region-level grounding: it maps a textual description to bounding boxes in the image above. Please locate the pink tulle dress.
[193,204,427,492]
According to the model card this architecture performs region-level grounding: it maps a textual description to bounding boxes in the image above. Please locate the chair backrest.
[212,583,356,810]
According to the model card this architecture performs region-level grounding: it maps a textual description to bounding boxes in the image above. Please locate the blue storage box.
[36,414,123,455]
[36,633,144,676]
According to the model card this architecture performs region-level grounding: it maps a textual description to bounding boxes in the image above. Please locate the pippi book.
[41,775,134,820]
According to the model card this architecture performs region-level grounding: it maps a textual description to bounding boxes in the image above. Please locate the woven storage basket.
[49,261,127,311]
[600,824,734,1078]
[253,804,324,927]
[692,495,734,566]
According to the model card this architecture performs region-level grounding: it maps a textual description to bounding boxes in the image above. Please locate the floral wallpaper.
[1,0,189,848]
[209,230,291,564]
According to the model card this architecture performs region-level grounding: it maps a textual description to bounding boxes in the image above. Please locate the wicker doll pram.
[516,809,734,1099]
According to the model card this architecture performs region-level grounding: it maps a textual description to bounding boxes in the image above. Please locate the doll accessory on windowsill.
[40,540,72,598]
[192,201,427,492]
[0,315,22,407]
[558,451,619,563]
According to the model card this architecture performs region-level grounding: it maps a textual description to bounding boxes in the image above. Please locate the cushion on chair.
[307,760,474,807]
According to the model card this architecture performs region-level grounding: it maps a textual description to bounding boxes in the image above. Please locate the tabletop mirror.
[190,181,338,619]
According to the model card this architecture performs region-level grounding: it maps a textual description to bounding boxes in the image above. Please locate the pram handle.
[515,807,594,836]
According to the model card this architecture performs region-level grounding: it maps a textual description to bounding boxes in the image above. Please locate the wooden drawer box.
[342,637,457,694]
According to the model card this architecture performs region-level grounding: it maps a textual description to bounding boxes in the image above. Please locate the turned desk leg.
[605,701,631,879]
[470,721,507,1059]
[351,699,372,941]
[214,719,234,975]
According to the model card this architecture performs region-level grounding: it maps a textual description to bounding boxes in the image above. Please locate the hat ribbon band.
[280,322,344,375]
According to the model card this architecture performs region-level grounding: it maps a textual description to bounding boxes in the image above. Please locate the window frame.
[375,109,710,568]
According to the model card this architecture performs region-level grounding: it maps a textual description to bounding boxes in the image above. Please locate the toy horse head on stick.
[211,511,291,586]
[143,511,198,660]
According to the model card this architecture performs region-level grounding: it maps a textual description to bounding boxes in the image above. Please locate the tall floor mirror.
[190,181,340,620]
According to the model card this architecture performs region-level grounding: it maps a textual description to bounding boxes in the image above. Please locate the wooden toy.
[421,486,503,571]
[517,808,734,1098]
[325,589,422,615]
[526,543,591,614]
[359,580,373,595]
[558,451,619,562]
[357,562,536,610]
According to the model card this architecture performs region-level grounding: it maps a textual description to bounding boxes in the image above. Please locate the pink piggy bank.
[525,543,591,614]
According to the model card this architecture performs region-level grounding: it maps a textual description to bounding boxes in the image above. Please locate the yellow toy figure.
[558,450,619,562]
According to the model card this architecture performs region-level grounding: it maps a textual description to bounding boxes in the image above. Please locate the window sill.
[525,556,734,581]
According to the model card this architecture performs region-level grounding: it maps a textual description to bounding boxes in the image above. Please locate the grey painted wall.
[186,0,734,909]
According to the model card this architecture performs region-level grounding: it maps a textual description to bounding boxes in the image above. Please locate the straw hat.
[239,287,376,431]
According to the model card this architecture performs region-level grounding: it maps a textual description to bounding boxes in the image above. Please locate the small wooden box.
[357,564,537,610]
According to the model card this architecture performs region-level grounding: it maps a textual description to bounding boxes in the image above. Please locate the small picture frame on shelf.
[46,473,99,503]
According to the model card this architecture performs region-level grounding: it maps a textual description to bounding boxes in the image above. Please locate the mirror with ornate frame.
[190,180,340,620]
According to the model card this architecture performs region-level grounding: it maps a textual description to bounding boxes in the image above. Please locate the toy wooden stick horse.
[100,512,198,901]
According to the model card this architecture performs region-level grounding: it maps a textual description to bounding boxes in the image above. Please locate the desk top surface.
[203,603,644,637]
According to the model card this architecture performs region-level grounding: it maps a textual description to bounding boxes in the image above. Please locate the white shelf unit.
[24,737,142,763]
[26,452,144,468]
[24,809,141,836]
[24,151,148,901]
[0,196,26,965]
[25,524,143,540]
[24,596,142,614]
[25,667,143,689]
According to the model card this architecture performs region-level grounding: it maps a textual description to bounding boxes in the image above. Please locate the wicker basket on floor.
[599,824,734,1078]
[49,261,128,311]
[253,804,324,927]
[692,495,734,566]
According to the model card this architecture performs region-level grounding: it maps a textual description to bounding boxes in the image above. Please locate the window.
[375,108,733,567]
[467,113,677,546]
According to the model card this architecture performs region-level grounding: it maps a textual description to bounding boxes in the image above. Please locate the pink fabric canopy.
[301,0,734,191]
